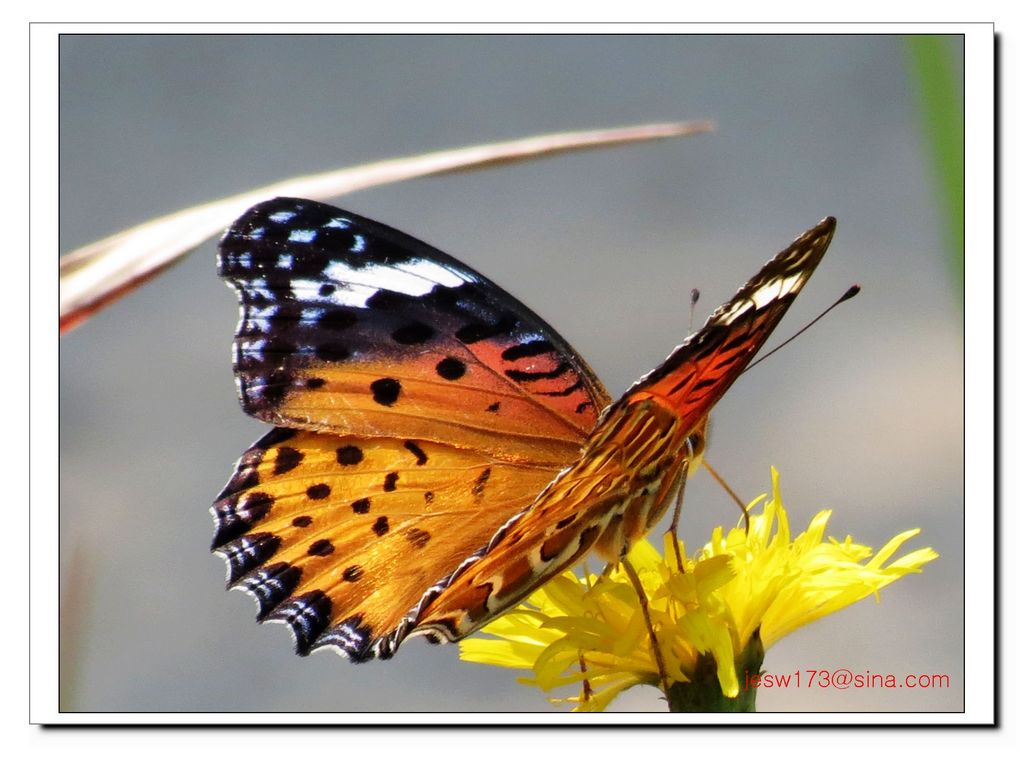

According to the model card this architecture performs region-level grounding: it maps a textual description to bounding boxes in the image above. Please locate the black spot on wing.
[274,446,303,475]
[435,357,466,380]
[307,539,335,557]
[392,322,435,345]
[473,467,492,497]
[321,308,358,330]
[406,528,431,549]
[315,343,350,362]
[502,339,556,361]
[456,313,518,344]
[337,445,364,466]
[537,379,585,398]
[505,361,571,382]
[371,377,401,406]
[306,484,331,500]
[404,440,428,465]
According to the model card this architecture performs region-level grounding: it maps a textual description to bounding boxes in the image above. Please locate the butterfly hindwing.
[211,426,566,659]
[218,198,611,464]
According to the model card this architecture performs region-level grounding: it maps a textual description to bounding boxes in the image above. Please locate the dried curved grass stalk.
[59,120,713,333]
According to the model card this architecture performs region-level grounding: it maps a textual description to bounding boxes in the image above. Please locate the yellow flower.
[458,468,938,712]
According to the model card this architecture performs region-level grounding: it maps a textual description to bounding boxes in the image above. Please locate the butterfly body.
[212,197,835,661]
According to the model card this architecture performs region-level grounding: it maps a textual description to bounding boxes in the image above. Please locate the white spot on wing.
[287,256,469,309]
[288,229,317,243]
[325,217,350,229]
[332,285,378,308]
[750,272,805,309]
[241,339,266,356]
[716,298,754,325]
[399,258,468,288]
[269,211,296,223]
[323,261,436,297]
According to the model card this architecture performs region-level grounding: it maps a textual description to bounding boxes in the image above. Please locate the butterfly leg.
[664,417,707,571]
[666,471,689,573]
[702,458,751,534]
[578,652,595,707]
[620,557,671,697]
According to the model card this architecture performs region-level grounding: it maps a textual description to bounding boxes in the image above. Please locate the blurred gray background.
[58,34,964,713]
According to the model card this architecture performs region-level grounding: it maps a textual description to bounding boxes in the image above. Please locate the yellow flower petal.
[458,469,938,712]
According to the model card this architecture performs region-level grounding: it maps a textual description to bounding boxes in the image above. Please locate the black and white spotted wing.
[217,197,612,463]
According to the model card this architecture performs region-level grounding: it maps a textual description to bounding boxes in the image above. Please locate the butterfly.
[212,197,836,661]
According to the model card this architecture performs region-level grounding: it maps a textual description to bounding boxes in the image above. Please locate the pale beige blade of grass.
[59,121,714,333]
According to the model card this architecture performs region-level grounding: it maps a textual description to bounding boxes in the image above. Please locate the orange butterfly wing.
[213,198,612,658]
[212,428,564,658]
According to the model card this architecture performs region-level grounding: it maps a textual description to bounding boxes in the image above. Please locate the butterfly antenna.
[688,288,700,333]
[745,284,860,373]
[702,459,751,533]
[620,557,672,696]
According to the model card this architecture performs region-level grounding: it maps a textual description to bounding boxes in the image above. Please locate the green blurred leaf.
[905,35,964,298]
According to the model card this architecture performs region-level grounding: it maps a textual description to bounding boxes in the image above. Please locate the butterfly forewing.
[218,198,610,463]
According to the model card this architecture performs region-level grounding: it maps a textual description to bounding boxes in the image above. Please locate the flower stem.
[665,629,765,712]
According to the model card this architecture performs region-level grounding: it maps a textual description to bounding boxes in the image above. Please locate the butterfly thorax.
[582,395,706,560]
